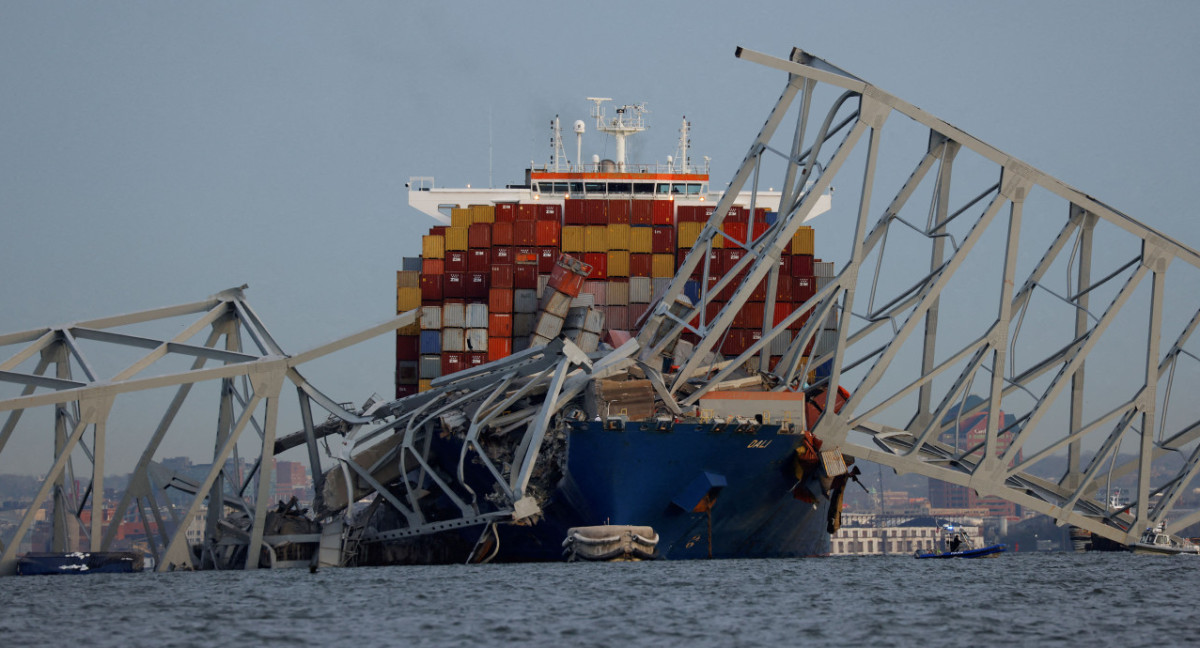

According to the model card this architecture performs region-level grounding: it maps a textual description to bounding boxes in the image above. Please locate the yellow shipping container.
[397,321,420,336]
[711,230,724,249]
[396,270,420,289]
[422,234,445,259]
[562,226,586,253]
[651,253,675,278]
[606,223,631,250]
[451,207,472,228]
[470,204,495,224]
[630,227,653,254]
[584,225,609,252]
[445,226,469,251]
[678,222,704,249]
[418,379,434,393]
[397,287,422,312]
[607,250,631,277]
[791,226,815,256]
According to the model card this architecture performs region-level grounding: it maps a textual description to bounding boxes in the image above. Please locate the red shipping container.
[676,205,699,223]
[564,199,586,225]
[489,288,514,313]
[514,263,538,289]
[468,248,492,273]
[488,312,514,336]
[628,303,649,327]
[778,255,792,277]
[722,222,748,246]
[631,200,653,226]
[514,221,537,246]
[445,250,468,273]
[651,200,674,225]
[751,220,770,242]
[467,352,487,369]
[749,276,767,302]
[583,252,608,280]
[494,202,517,222]
[492,246,514,265]
[395,383,418,399]
[492,221,515,246]
[608,199,631,224]
[629,253,652,277]
[442,352,465,376]
[488,337,512,362]
[537,204,561,222]
[651,226,676,254]
[468,223,492,249]
[422,258,444,275]
[706,300,723,323]
[725,248,745,271]
[746,328,764,351]
[793,276,816,303]
[537,247,558,273]
[444,272,465,299]
[726,205,748,223]
[420,274,443,301]
[606,305,628,330]
[490,263,514,289]
[396,333,419,361]
[548,254,589,297]
[514,246,538,264]
[431,226,448,235]
[677,249,701,280]
[721,329,747,356]
[775,273,794,302]
[517,203,538,221]
[466,271,489,299]
[705,248,725,275]
[735,302,765,328]
[584,200,608,225]
[535,220,561,246]
[792,254,815,277]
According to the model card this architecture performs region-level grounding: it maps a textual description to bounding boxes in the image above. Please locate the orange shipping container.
[606,223,630,250]
[607,250,631,278]
[629,227,653,254]
[488,337,512,362]
[445,227,469,251]
[535,220,561,246]
[562,226,586,252]
[584,225,609,252]
[422,234,446,259]
[651,253,675,278]
[488,313,514,337]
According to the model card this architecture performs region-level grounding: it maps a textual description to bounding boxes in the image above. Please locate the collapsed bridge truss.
[639,47,1200,546]
[2,46,1199,571]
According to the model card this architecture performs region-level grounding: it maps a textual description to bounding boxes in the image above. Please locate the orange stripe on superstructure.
[530,172,707,181]
[701,391,808,401]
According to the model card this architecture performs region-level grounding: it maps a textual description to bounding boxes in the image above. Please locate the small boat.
[1129,522,1200,556]
[914,523,1006,559]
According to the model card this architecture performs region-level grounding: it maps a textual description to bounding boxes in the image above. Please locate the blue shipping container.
[402,257,422,272]
[684,280,701,305]
[419,330,442,354]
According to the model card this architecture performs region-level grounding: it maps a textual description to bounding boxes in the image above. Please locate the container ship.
[382,100,843,562]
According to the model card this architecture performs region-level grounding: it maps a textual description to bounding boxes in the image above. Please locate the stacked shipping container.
[397,199,821,396]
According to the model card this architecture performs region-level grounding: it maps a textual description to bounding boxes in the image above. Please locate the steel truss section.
[640,46,1200,546]
[0,286,412,574]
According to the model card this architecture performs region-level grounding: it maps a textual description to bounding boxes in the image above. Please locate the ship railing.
[530,161,710,175]
[407,176,435,191]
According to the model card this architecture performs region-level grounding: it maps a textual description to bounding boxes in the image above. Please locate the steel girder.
[0,286,411,574]
[639,47,1200,546]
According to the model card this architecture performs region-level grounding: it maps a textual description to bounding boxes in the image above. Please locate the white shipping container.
[534,313,565,339]
[652,278,672,301]
[607,281,629,306]
[576,330,600,353]
[466,303,489,329]
[465,328,489,352]
[581,281,606,306]
[530,333,553,348]
[815,261,835,278]
[571,293,595,308]
[537,275,550,299]
[770,330,792,356]
[541,291,573,318]
[629,277,652,303]
[442,302,466,328]
[442,327,465,352]
[564,307,588,330]
[584,308,605,333]
[420,306,442,330]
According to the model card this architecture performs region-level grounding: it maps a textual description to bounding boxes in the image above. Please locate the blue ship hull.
[483,420,831,561]
[17,552,143,575]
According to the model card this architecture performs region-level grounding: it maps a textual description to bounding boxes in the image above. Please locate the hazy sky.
[2,1,1198,474]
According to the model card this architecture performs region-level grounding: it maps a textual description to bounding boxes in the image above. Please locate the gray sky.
[1,1,1198,474]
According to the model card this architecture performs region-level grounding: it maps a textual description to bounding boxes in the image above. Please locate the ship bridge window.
[585,182,606,194]
[672,183,687,194]
[608,182,631,194]
[687,183,702,195]
[634,182,654,195]
[552,182,569,194]
[570,181,583,194]
[656,183,671,195]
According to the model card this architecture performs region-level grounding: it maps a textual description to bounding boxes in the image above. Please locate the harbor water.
[1,552,1195,647]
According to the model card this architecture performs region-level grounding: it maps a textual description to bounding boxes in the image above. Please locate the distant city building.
[928,396,1021,520]
[830,513,984,556]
